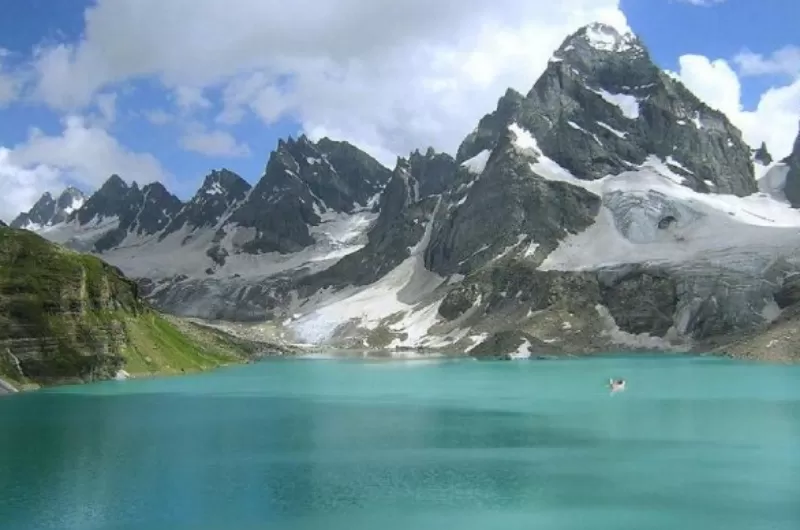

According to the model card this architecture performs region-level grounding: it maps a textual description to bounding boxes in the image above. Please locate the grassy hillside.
[0,226,279,389]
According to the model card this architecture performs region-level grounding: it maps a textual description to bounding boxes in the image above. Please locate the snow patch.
[583,24,637,53]
[462,150,491,174]
[567,121,602,145]
[465,333,489,353]
[757,163,790,200]
[510,340,532,360]
[492,234,527,261]
[590,88,640,119]
[523,242,540,258]
[539,162,800,272]
[388,300,443,348]
[596,121,627,139]
[509,123,539,152]
[289,200,445,344]
[206,182,224,195]
[63,197,85,215]
[665,156,694,175]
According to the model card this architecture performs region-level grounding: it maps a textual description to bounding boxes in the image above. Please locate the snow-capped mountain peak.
[10,186,88,230]
[554,21,643,61]
[578,22,639,53]
[781,123,800,208]
[159,169,251,238]
[17,25,800,358]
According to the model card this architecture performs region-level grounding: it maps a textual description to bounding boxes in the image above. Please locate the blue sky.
[0,0,798,221]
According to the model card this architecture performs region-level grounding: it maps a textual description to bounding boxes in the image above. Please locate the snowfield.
[288,200,446,345]
[23,117,800,354]
[501,121,800,272]
[40,206,378,281]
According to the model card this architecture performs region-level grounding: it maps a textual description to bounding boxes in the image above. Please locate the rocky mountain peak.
[558,22,641,56]
[222,136,391,255]
[71,174,141,227]
[782,123,800,208]
[102,174,128,193]
[787,122,800,163]
[11,186,88,230]
[131,182,183,236]
[161,169,251,238]
[753,142,773,166]
[408,147,458,198]
[56,187,86,212]
[457,20,756,197]
[549,22,657,98]
[199,168,251,197]
[456,88,524,163]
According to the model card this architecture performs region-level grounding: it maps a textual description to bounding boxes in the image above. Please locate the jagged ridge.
[11,22,800,361]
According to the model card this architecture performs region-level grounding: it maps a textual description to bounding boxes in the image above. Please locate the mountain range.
[12,22,800,360]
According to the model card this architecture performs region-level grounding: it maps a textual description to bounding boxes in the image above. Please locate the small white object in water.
[114,370,131,381]
[609,378,626,392]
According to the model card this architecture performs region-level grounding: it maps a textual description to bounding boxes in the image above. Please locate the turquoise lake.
[1,355,800,530]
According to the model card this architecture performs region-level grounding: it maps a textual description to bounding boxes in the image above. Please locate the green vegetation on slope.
[0,226,265,389]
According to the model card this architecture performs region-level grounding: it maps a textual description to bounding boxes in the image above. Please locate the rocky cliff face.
[161,169,251,239]
[458,23,756,196]
[13,22,800,361]
[11,187,85,230]
[0,226,274,388]
[782,126,800,208]
[0,225,140,383]
[223,135,391,255]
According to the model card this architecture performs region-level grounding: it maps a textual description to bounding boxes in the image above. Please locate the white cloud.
[734,47,800,78]
[179,124,250,157]
[96,92,117,125]
[173,86,212,112]
[0,116,170,220]
[0,149,61,222]
[675,54,800,160]
[144,109,174,125]
[674,55,742,119]
[0,49,21,106]
[28,0,628,164]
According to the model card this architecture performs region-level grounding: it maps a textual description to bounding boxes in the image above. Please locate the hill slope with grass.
[0,226,289,391]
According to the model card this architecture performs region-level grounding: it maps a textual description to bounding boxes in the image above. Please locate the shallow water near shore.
[1,354,800,530]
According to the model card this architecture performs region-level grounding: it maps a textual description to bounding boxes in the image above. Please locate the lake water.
[1,355,800,530]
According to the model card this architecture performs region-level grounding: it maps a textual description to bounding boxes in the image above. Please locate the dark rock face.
[161,169,251,238]
[11,187,86,229]
[144,274,295,322]
[775,273,800,309]
[455,88,525,163]
[224,136,391,255]
[753,142,773,165]
[599,268,678,336]
[86,178,183,253]
[71,175,133,226]
[425,142,601,277]
[298,156,444,292]
[134,183,183,235]
[408,147,458,197]
[782,125,800,208]
[482,262,601,314]
[439,284,481,320]
[469,330,560,360]
[456,23,757,197]
[315,137,393,206]
[224,147,321,255]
